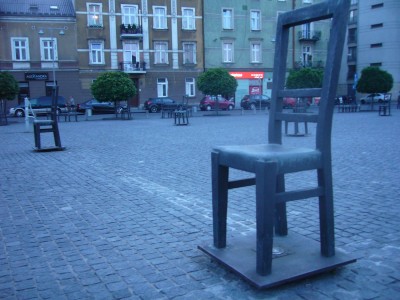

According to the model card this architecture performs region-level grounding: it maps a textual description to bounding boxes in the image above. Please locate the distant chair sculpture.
[33,86,65,152]
[199,0,355,288]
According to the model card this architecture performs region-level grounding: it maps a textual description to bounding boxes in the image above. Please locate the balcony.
[119,61,146,73]
[120,24,143,40]
[297,30,321,42]
[294,60,324,69]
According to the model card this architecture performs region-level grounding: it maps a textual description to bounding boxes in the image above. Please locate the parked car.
[283,97,296,108]
[199,95,234,111]
[76,99,125,114]
[143,97,180,113]
[9,96,67,117]
[282,97,313,108]
[360,93,388,104]
[240,94,271,110]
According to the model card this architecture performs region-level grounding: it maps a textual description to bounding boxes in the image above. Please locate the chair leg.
[318,167,335,257]
[33,124,41,149]
[212,151,229,249]
[255,160,277,275]
[275,174,288,236]
[52,123,62,148]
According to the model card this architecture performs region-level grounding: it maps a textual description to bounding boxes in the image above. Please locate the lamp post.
[38,27,65,90]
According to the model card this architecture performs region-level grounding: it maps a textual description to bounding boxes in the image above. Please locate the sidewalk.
[0,109,399,299]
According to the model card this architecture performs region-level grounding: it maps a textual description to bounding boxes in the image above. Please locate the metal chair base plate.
[198,232,356,289]
[33,146,65,152]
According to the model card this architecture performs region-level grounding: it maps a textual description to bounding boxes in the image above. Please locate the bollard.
[86,108,92,120]
[24,97,31,132]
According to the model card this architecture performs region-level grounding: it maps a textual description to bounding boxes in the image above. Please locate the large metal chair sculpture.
[199,0,355,289]
[33,86,65,152]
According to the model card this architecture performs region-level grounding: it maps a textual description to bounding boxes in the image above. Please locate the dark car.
[199,95,234,111]
[76,99,125,114]
[143,97,179,113]
[240,94,271,110]
[9,96,67,117]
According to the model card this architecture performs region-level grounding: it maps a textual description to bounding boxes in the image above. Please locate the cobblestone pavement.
[1,108,399,300]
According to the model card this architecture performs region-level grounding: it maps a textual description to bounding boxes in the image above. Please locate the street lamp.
[38,27,66,90]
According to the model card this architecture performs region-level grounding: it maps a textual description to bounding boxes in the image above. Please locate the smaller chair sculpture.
[199,0,355,289]
[33,86,65,152]
[174,96,190,125]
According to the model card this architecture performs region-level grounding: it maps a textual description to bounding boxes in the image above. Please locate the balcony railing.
[120,24,143,39]
[297,30,321,41]
[119,61,146,73]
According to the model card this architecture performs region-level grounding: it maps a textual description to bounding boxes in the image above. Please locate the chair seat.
[214,144,322,174]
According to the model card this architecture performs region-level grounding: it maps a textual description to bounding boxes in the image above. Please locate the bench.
[337,104,359,112]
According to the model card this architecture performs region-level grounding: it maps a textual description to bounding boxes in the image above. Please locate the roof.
[0,0,75,17]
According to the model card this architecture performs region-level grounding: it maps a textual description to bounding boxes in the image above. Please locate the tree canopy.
[91,72,136,103]
[356,66,393,94]
[0,72,19,101]
[197,68,237,98]
[286,68,323,89]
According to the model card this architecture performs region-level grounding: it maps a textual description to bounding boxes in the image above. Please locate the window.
[349,9,357,24]
[222,42,234,63]
[153,6,167,29]
[89,41,104,64]
[371,23,383,29]
[87,3,102,27]
[250,10,261,31]
[123,41,139,71]
[157,78,168,97]
[182,8,195,30]
[301,23,312,39]
[185,78,195,97]
[122,5,138,26]
[370,43,382,48]
[154,42,168,64]
[183,42,196,64]
[222,8,233,30]
[250,42,261,63]
[40,38,58,61]
[371,3,383,9]
[11,38,29,61]
[348,28,357,43]
[370,62,382,67]
[347,47,356,62]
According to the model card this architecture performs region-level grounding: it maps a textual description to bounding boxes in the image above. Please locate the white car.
[360,93,388,104]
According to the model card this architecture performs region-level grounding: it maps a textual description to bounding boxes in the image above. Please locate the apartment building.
[0,0,203,106]
[338,0,400,99]
[203,0,330,105]
[75,0,204,106]
[0,0,78,103]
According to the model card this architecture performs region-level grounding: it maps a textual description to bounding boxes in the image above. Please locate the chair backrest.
[50,86,59,120]
[269,0,350,153]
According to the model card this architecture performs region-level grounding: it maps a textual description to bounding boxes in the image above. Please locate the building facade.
[1,0,398,107]
[0,0,78,103]
[0,0,204,106]
[203,0,330,106]
[338,0,400,99]
[75,0,204,106]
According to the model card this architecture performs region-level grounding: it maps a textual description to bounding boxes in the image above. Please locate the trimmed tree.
[286,68,323,106]
[197,68,238,114]
[91,72,136,117]
[357,66,393,109]
[0,72,19,125]
[286,68,323,89]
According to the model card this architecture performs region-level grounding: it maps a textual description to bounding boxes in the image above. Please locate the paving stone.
[1,110,399,299]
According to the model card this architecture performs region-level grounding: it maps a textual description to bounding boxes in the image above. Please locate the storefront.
[229,71,273,108]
